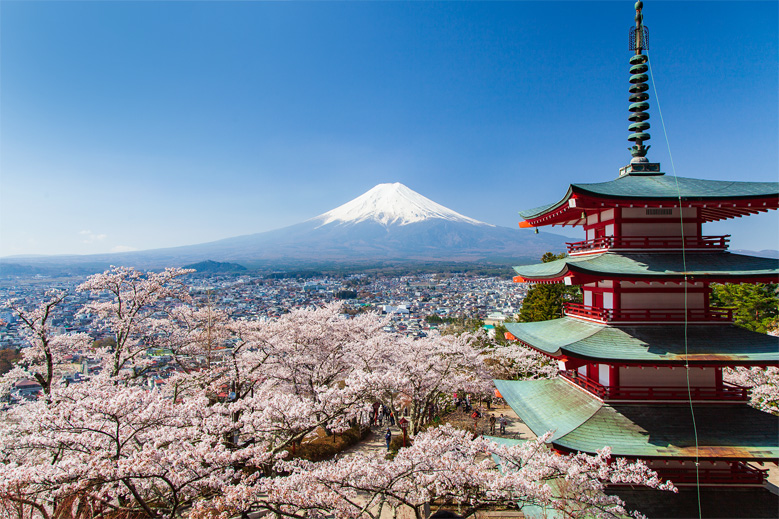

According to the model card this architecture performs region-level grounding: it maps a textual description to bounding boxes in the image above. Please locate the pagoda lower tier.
[504,319,778,404]
[494,378,779,487]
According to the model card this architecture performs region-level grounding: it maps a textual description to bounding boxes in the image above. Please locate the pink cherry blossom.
[0,273,677,519]
[2,290,91,396]
[724,366,779,415]
[193,424,674,519]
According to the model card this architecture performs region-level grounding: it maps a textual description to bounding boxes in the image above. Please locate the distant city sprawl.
[0,271,528,352]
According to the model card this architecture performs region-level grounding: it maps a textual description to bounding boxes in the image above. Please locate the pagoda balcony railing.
[563,302,734,323]
[566,235,730,255]
[654,463,768,486]
[561,370,749,402]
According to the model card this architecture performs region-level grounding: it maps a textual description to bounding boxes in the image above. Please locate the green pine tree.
[710,283,779,333]
[517,253,582,323]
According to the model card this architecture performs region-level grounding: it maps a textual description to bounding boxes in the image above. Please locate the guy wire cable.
[646,50,703,519]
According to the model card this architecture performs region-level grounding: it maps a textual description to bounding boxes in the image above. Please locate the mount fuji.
[163,182,567,264]
[314,183,488,228]
[1,183,568,272]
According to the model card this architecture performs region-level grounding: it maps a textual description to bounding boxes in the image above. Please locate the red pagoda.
[495,1,779,494]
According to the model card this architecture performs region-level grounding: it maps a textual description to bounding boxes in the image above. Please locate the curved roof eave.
[496,379,779,460]
[518,186,575,221]
[518,176,779,224]
[514,252,779,283]
[555,402,779,460]
[573,176,779,201]
[505,318,779,365]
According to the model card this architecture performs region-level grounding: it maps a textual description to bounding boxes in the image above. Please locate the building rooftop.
[504,318,779,365]
[494,379,779,460]
[513,252,779,284]
[519,175,779,226]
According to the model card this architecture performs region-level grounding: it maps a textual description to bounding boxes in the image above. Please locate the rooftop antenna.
[620,1,661,177]
[628,1,651,163]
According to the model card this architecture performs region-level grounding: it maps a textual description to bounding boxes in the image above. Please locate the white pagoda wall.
[586,209,616,240]
[618,281,706,310]
[619,366,716,387]
[619,207,699,238]
[620,291,705,309]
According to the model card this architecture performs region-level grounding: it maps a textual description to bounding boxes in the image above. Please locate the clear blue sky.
[1,1,777,256]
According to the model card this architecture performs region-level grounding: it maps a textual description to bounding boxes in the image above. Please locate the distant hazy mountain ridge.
[0,183,568,273]
[183,260,247,273]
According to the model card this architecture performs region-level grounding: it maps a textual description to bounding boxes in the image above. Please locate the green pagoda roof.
[504,318,779,365]
[513,252,779,283]
[519,175,779,221]
[494,379,779,460]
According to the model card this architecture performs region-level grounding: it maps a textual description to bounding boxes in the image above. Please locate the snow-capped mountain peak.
[313,183,492,227]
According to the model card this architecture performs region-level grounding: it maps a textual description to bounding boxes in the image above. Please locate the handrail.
[567,235,730,254]
[561,371,749,401]
[656,464,767,485]
[563,302,734,323]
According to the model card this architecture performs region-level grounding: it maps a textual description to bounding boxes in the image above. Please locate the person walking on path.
[498,414,508,435]
[385,428,392,451]
[489,414,496,435]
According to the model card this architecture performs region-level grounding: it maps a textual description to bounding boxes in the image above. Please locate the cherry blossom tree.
[76,266,193,379]
[1,290,91,397]
[0,267,214,519]
[485,342,557,381]
[150,303,390,469]
[0,271,675,519]
[0,374,244,519]
[724,366,779,415]
[210,304,391,461]
[193,424,675,519]
[362,332,492,434]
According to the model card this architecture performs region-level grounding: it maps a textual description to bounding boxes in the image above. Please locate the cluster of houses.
[1,271,529,403]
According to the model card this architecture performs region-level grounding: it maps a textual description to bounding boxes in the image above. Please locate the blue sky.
[1,1,777,256]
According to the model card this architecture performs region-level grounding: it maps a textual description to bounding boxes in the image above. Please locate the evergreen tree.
[518,253,581,323]
[711,283,779,333]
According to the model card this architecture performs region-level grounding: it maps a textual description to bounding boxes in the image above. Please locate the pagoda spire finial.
[627,1,651,163]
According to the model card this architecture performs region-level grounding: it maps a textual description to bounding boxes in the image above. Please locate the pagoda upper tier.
[519,170,779,229]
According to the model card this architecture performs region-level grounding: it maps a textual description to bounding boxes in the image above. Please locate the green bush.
[389,435,412,451]
[291,426,369,462]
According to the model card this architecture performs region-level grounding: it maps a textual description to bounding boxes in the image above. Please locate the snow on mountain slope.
[0,182,570,270]
[313,182,492,227]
